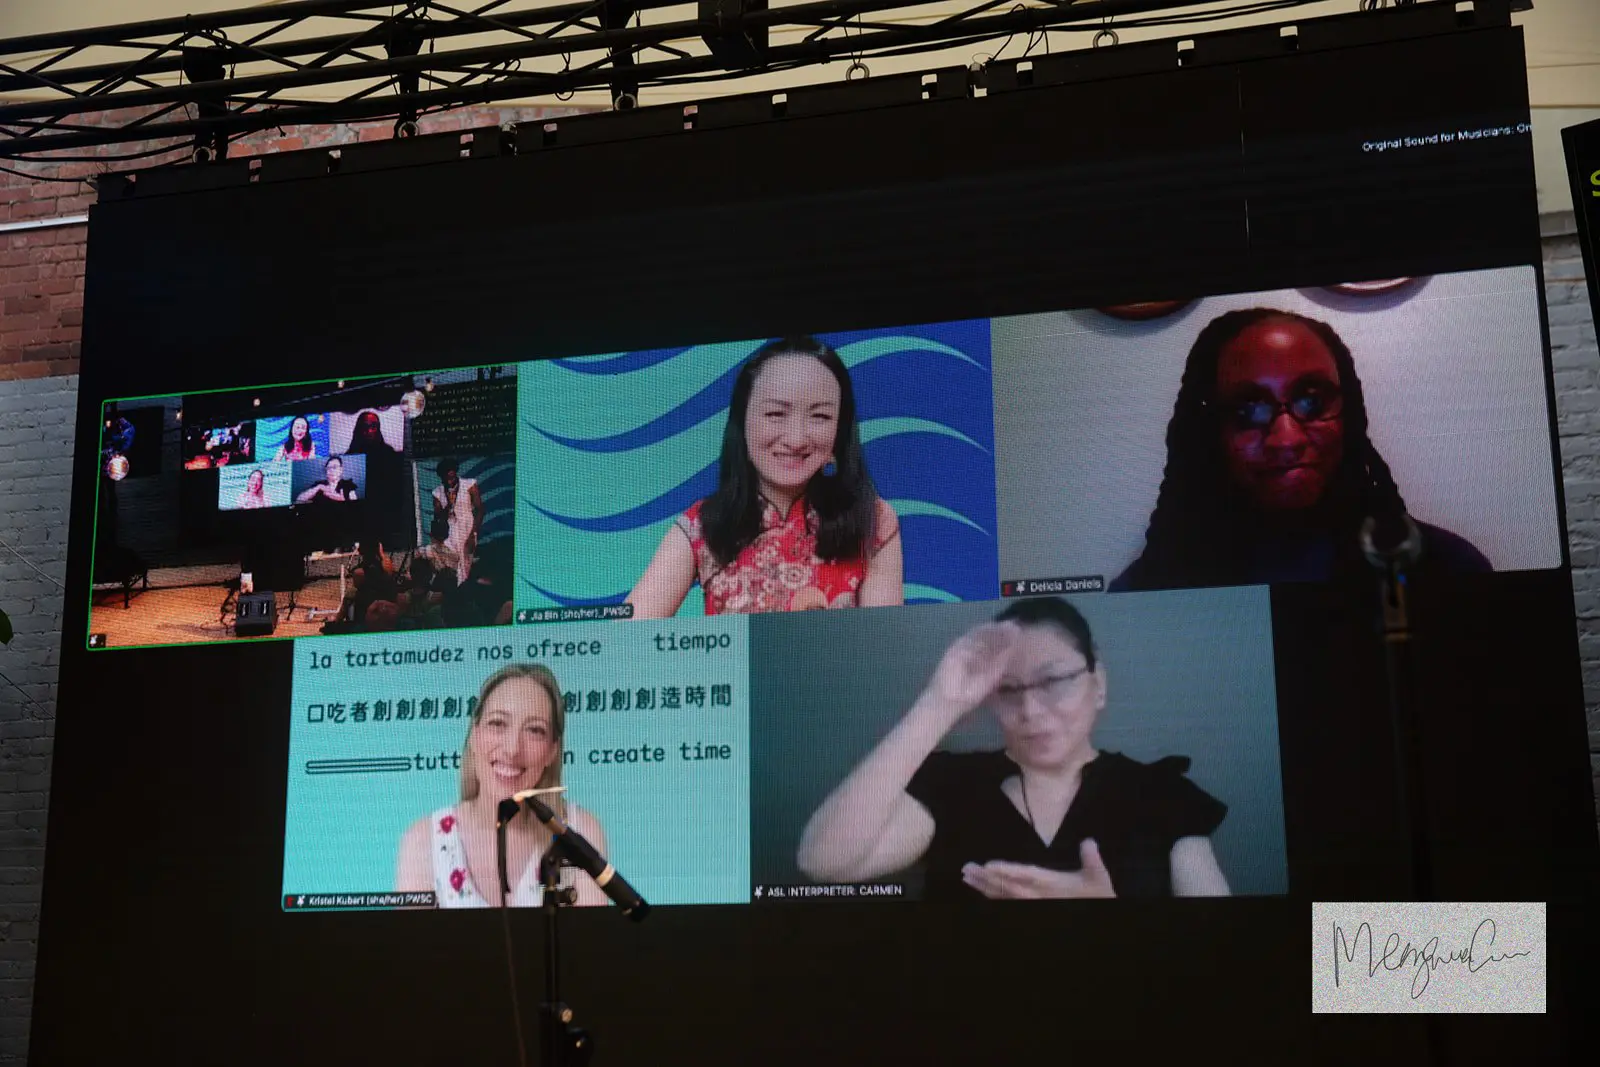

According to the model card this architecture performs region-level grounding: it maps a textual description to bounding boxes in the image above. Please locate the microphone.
[516,791,650,921]
[495,798,520,899]
[494,790,566,898]
[1359,512,1423,572]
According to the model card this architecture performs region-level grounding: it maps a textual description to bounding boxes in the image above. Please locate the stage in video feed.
[991,266,1562,594]
[87,366,518,650]
[515,324,999,624]
[749,591,1286,902]
[281,618,750,910]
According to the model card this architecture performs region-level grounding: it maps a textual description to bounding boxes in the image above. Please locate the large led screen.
[77,265,1564,917]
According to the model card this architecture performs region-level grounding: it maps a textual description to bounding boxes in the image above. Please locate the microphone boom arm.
[518,793,650,921]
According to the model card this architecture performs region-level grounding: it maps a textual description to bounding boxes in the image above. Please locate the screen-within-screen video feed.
[182,418,258,468]
[281,587,1280,910]
[88,367,518,650]
[288,452,367,504]
[218,462,292,510]
[98,397,172,482]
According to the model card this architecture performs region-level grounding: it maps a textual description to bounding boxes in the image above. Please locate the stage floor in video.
[88,577,347,649]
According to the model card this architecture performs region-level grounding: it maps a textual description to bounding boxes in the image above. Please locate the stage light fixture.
[401,389,426,418]
[424,377,435,392]
[337,380,346,389]
[105,454,130,481]
[253,397,261,407]
[701,0,769,71]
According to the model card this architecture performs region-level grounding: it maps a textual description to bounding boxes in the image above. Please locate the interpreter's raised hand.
[922,621,1020,724]
[960,839,1117,900]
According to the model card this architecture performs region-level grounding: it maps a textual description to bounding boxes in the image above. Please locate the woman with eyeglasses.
[796,597,1231,900]
[1110,308,1490,592]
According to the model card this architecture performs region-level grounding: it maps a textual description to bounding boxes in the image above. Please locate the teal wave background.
[516,321,999,611]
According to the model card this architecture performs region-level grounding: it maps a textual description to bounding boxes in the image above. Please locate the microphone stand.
[504,790,639,1067]
[496,800,531,1067]
[1361,515,1446,1067]
[537,844,592,1067]
[1359,514,1431,901]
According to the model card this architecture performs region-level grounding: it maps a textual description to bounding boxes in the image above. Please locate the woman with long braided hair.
[1111,308,1489,592]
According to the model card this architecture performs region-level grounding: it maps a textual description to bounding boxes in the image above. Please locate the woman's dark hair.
[995,596,1097,671]
[348,410,387,453]
[283,415,315,458]
[1127,308,1407,590]
[699,336,878,567]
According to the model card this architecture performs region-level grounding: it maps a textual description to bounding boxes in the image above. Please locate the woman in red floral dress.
[629,336,903,617]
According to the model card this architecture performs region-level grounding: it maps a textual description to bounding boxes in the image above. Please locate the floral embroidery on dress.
[429,805,547,908]
[676,496,891,615]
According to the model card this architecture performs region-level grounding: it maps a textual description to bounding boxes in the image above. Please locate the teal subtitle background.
[283,616,750,907]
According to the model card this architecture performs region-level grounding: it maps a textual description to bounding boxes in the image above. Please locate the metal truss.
[0,0,1299,161]
[0,0,1525,163]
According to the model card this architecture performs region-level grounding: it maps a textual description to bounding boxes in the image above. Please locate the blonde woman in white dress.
[396,664,610,908]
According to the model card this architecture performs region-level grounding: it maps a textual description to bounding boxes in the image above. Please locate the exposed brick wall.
[0,104,584,384]
[0,375,75,1064]
[1542,211,1600,823]
[0,203,88,383]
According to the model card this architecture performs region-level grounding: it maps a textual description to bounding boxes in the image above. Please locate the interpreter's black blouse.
[905,749,1227,899]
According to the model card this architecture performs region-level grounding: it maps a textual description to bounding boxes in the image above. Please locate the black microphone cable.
[496,797,531,1067]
